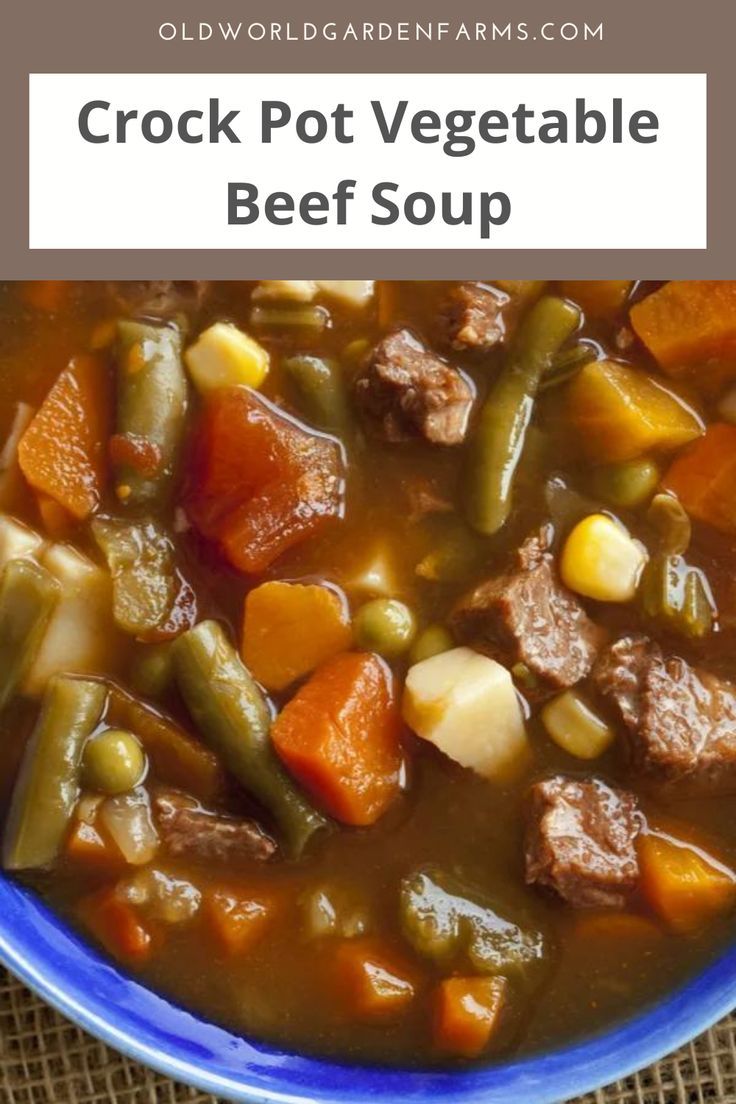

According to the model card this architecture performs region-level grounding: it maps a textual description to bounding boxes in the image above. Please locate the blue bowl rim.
[1,872,735,1104]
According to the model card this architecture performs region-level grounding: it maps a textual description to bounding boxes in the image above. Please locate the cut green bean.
[647,493,692,556]
[638,553,715,639]
[282,355,350,432]
[92,516,178,637]
[590,458,661,510]
[114,320,188,508]
[409,624,453,665]
[3,677,107,869]
[0,559,60,711]
[172,620,327,856]
[129,643,175,699]
[464,296,580,535]
[539,341,598,391]
[250,305,328,331]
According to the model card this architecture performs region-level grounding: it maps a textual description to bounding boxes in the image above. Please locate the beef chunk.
[442,282,506,351]
[153,790,276,863]
[593,636,736,789]
[355,329,473,445]
[107,281,210,319]
[452,529,605,698]
[525,777,642,908]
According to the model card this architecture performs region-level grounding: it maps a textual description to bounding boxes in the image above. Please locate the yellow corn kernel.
[560,513,648,603]
[541,690,614,759]
[184,322,269,394]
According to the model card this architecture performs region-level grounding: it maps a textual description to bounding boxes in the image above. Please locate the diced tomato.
[272,652,403,826]
[185,387,344,574]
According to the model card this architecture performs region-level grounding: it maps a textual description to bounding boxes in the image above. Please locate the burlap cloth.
[2,967,735,1104]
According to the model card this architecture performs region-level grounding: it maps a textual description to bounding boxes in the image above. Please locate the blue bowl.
[1,873,734,1104]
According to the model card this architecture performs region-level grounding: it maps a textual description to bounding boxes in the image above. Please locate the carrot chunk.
[242,580,352,691]
[18,355,110,521]
[638,831,736,933]
[79,887,153,962]
[271,652,403,826]
[560,281,632,318]
[662,423,736,534]
[334,939,416,1020]
[203,887,275,955]
[631,281,736,384]
[185,387,344,574]
[433,976,507,1058]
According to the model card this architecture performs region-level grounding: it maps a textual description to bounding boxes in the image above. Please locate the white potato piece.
[185,322,269,394]
[0,515,45,570]
[315,281,375,307]
[23,543,114,694]
[402,647,528,780]
[252,280,318,302]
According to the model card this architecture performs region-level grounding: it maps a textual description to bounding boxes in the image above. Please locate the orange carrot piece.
[560,281,632,318]
[18,355,110,521]
[433,976,507,1058]
[35,493,77,538]
[106,685,225,804]
[662,423,736,534]
[21,281,69,313]
[572,911,663,943]
[271,652,403,826]
[631,281,736,384]
[203,887,275,955]
[334,939,416,1020]
[79,887,153,962]
[638,831,736,933]
[242,581,352,691]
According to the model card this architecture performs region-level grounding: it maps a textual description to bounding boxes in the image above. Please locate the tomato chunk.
[272,652,403,826]
[185,387,344,573]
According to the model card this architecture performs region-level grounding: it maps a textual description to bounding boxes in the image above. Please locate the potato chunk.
[567,360,703,462]
[402,647,528,780]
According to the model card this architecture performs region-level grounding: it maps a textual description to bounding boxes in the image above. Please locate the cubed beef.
[153,790,276,863]
[107,281,210,318]
[525,777,642,908]
[355,329,474,445]
[593,636,736,789]
[442,282,506,351]
[451,529,605,698]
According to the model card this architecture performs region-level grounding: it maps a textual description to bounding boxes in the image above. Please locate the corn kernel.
[560,513,648,603]
[184,322,269,394]
[541,690,614,759]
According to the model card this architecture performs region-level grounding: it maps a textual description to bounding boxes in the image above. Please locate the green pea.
[353,598,417,659]
[83,728,146,795]
[409,624,453,665]
[590,458,661,509]
[130,644,174,699]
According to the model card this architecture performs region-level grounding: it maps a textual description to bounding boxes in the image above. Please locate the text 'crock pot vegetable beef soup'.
[1,278,736,1066]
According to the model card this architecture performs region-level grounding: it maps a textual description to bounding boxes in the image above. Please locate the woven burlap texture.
[2,968,735,1104]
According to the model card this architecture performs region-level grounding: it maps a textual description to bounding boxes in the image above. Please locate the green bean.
[129,643,175,699]
[3,677,107,869]
[282,355,350,432]
[172,620,327,856]
[83,728,146,795]
[590,458,661,510]
[409,624,453,665]
[114,320,188,508]
[0,559,60,711]
[638,554,715,639]
[353,598,417,659]
[400,868,545,976]
[539,341,598,391]
[92,516,178,637]
[647,493,692,556]
[250,305,328,331]
[464,296,580,535]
